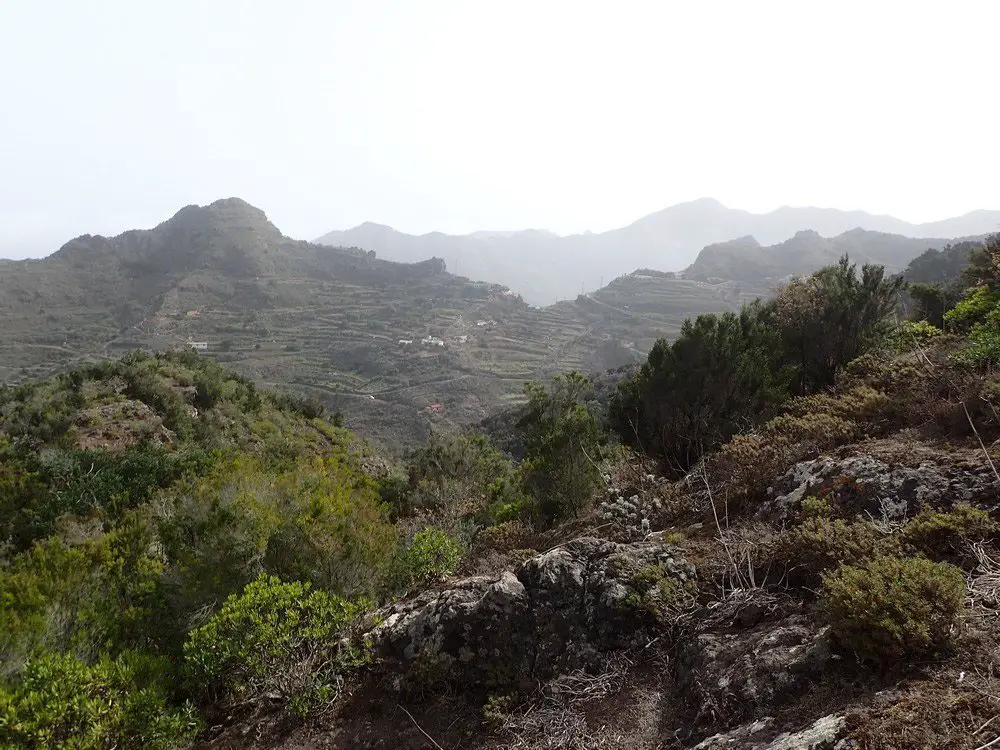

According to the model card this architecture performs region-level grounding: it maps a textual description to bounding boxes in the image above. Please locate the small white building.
[398,339,413,345]
[421,336,445,347]
[455,335,468,344]
[187,341,209,351]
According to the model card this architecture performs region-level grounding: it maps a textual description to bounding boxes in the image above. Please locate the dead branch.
[397,703,445,750]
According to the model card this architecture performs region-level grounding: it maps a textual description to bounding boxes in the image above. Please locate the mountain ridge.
[0,197,990,449]
[317,199,1000,304]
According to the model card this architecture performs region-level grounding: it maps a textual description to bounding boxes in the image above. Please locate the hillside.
[316,198,1000,304]
[2,200,715,448]
[682,228,971,284]
[5,242,1000,750]
[1,199,984,451]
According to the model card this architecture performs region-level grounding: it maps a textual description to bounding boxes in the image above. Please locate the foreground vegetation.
[3,236,1000,748]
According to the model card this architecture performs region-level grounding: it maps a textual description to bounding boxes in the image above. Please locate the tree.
[609,301,787,474]
[774,256,902,395]
[906,282,956,329]
[518,373,602,526]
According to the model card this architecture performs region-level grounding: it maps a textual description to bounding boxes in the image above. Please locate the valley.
[0,197,977,450]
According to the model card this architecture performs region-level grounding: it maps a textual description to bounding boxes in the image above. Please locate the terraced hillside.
[0,198,964,449]
[2,200,754,448]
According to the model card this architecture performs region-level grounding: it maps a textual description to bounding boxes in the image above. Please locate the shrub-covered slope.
[8,242,1000,749]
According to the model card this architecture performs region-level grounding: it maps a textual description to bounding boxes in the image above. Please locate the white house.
[421,336,445,347]
[398,339,413,345]
[187,341,209,351]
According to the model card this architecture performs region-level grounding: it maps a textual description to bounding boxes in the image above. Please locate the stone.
[368,537,695,690]
[691,713,846,749]
[764,451,998,521]
[679,615,830,726]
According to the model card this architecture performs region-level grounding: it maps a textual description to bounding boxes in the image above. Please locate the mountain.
[0,198,984,449]
[0,199,649,448]
[682,228,976,284]
[316,199,1000,305]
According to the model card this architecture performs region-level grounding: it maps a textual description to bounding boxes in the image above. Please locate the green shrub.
[889,319,944,352]
[400,434,527,525]
[387,527,464,592]
[821,556,965,663]
[0,518,168,664]
[800,495,833,519]
[474,520,533,555]
[902,504,998,566]
[183,574,369,717]
[762,517,898,588]
[0,650,198,750]
[609,303,787,475]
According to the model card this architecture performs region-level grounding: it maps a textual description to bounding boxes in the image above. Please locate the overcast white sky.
[1,0,998,258]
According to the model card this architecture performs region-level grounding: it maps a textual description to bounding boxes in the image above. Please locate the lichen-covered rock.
[764,450,998,521]
[691,714,847,749]
[679,615,831,726]
[369,537,695,692]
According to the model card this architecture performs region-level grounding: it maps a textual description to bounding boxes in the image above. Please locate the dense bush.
[398,433,528,525]
[821,556,965,663]
[902,504,998,566]
[774,256,902,395]
[158,455,395,621]
[611,257,902,474]
[184,575,368,717]
[762,517,900,588]
[0,517,167,665]
[610,302,787,474]
[385,526,464,592]
[0,444,215,552]
[0,650,197,750]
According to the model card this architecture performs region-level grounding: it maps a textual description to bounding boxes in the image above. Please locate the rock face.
[679,614,831,727]
[765,451,998,521]
[691,713,848,749]
[369,537,695,691]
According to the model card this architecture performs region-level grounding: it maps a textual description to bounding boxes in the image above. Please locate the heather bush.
[385,527,464,593]
[902,504,998,566]
[821,556,965,663]
[762,517,899,588]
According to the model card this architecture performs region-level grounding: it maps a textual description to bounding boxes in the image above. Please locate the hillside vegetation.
[5,235,1000,748]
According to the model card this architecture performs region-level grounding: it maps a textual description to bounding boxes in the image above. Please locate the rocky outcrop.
[691,714,848,749]
[369,537,695,692]
[679,613,831,727]
[765,448,998,521]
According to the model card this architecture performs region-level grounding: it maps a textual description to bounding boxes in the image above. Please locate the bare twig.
[698,462,745,588]
[974,732,1000,750]
[963,400,1000,484]
[397,703,445,750]
[977,715,1000,735]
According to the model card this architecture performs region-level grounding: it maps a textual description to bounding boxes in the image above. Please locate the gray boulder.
[765,451,998,521]
[679,615,831,726]
[691,713,847,749]
[369,537,695,692]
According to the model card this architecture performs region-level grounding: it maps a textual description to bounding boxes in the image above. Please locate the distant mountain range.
[316,198,1000,304]
[0,198,990,448]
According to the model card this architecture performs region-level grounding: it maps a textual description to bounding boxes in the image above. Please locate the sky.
[1,0,998,259]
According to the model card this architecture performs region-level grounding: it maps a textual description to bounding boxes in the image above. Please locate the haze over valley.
[317,199,1000,304]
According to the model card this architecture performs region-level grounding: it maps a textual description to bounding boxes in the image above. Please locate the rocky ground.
[199,432,1000,750]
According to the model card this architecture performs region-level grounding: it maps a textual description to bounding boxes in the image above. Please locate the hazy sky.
[2,0,998,258]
